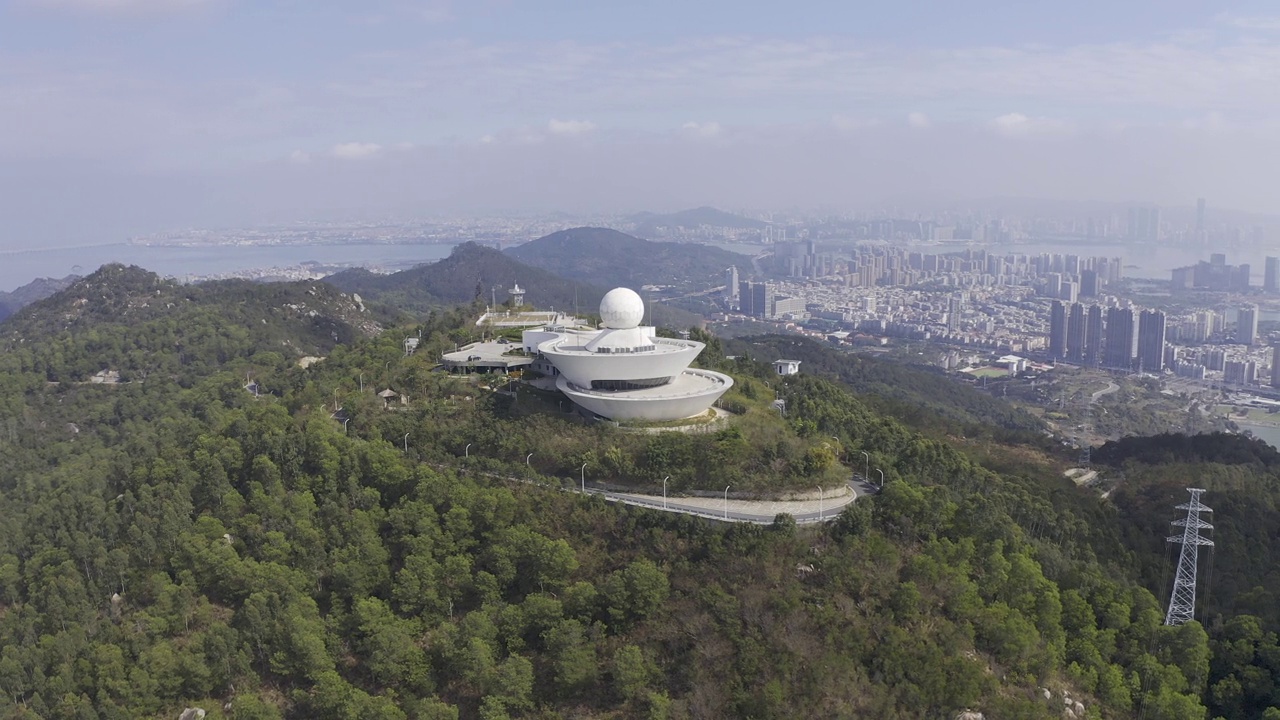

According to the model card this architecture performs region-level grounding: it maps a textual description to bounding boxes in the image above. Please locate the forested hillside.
[725,334,1044,439]
[1,265,378,385]
[325,242,701,328]
[1096,433,1280,720]
[0,273,1261,719]
[506,228,747,292]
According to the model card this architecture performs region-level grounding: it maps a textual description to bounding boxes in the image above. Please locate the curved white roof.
[584,327,654,353]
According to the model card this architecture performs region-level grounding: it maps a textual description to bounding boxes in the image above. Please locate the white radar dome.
[599,287,645,329]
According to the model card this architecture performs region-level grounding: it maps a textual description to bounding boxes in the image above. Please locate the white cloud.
[681,121,722,138]
[1215,13,1280,31]
[907,112,930,129]
[990,113,1071,137]
[330,142,383,159]
[289,150,311,163]
[418,0,452,23]
[547,118,596,136]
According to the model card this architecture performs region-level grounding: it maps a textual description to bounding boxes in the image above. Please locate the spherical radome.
[599,287,645,329]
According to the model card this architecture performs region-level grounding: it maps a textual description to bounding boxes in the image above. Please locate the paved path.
[1091,381,1120,403]
[593,477,879,524]
[438,462,879,525]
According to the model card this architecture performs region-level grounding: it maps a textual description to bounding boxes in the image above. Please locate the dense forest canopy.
[0,267,1273,718]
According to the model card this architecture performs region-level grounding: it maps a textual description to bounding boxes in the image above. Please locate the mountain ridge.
[0,273,80,322]
[506,226,747,291]
[327,241,704,327]
[629,206,766,230]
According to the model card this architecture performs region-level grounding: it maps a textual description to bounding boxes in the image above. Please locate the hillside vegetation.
[326,242,701,328]
[1,264,378,384]
[0,272,1262,719]
[725,334,1044,439]
[1095,433,1280,720]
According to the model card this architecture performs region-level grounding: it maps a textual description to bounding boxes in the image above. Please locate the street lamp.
[526,453,534,466]
[403,433,410,452]
[663,476,670,509]
[876,468,885,488]
[342,418,349,434]
[860,451,870,481]
[465,443,471,458]
[724,485,731,520]
[817,485,824,522]
[830,437,840,461]
[580,462,588,493]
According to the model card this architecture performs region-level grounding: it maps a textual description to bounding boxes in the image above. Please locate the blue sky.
[3,0,1280,241]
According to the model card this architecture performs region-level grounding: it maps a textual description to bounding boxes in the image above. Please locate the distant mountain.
[506,227,747,291]
[630,206,766,230]
[326,241,595,314]
[2,264,378,382]
[0,274,79,322]
[326,241,703,327]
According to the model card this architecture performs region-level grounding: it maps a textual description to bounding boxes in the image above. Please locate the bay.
[0,243,458,292]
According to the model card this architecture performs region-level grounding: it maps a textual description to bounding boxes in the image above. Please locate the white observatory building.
[524,288,733,421]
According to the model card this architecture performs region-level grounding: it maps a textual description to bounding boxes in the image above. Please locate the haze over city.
[6,0,1280,245]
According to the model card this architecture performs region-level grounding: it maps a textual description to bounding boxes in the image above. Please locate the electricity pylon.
[1164,488,1214,626]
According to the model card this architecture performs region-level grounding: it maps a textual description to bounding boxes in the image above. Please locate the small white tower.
[508,283,525,307]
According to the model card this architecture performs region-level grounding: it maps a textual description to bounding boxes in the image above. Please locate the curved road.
[439,461,879,525]
[1091,381,1119,404]
[591,476,879,524]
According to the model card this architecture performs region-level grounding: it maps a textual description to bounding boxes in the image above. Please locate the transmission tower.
[1163,488,1214,626]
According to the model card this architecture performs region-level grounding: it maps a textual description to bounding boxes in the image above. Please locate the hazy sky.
[5,0,1280,244]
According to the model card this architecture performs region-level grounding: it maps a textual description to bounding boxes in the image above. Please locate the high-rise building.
[1196,198,1206,237]
[1049,301,1067,359]
[1239,304,1259,346]
[1138,309,1167,373]
[725,266,739,302]
[1085,305,1104,366]
[1066,303,1086,362]
[1128,206,1161,243]
[947,295,963,332]
[769,295,806,319]
[1104,306,1137,370]
[1060,281,1079,303]
[738,281,771,318]
[1266,257,1279,294]
[1080,269,1099,297]
[1225,360,1257,386]
[1272,344,1280,389]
